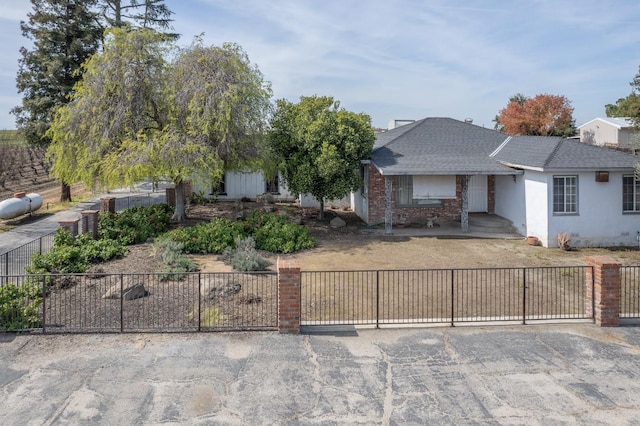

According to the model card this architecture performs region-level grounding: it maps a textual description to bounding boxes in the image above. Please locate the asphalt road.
[1,324,640,425]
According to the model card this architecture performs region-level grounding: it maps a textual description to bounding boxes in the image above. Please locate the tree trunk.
[318,198,325,220]
[171,180,187,222]
[59,181,71,203]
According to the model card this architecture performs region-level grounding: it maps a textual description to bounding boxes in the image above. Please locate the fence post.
[81,210,99,239]
[522,268,527,325]
[42,275,46,334]
[120,274,124,332]
[277,258,300,334]
[198,273,202,332]
[376,271,380,329]
[585,256,621,327]
[450,269,455,326]
[58,218,80,236]
[100,197,116,213]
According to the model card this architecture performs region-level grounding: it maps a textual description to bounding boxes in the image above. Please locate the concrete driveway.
[1,324,640,425]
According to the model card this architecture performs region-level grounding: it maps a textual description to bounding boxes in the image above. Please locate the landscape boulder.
[330,216,346,228]
[102,281,148,300]
[200,277,242,300]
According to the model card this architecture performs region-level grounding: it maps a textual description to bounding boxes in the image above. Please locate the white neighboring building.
[191,171,344,209]
[578,117,637,150]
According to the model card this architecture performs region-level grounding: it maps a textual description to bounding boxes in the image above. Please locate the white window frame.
[553,175,578,214]
[623,175,640,213]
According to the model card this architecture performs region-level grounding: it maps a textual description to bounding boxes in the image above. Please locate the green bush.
[221,237,272,271]
[165,218,245,254]
[153,239,198,280]
[249,211,315,253]
[27,229,127,274]
[0,282,43,330]
[166,210,315,255]
[99,204,174,244]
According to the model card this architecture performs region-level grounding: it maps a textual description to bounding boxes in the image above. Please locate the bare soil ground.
[38,201,640,331]
[88,201,640,275]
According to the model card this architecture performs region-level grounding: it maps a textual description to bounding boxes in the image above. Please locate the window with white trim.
[553,175,577,214]
[396,175,450,207]
[623,175,640,212]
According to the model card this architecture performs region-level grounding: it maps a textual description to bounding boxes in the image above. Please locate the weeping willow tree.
[48,28,272,221]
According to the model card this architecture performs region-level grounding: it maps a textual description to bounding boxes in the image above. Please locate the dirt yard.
[89,202,640,275]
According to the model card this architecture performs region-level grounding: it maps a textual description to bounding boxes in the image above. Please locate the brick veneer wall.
[585,256,621,327]
[277,258,301,334]
[366,163,495,226]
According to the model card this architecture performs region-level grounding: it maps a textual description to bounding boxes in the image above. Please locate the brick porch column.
[100,197,116,213]
[81,210,99,239]
[278,258,301,334]
[58,218,80,237]
[585,256,621,327]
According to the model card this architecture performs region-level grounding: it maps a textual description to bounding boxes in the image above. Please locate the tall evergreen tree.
[12,0,103,201]
[99,0,176,37]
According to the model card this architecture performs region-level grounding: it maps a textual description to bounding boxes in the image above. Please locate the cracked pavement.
[1,324,640,424]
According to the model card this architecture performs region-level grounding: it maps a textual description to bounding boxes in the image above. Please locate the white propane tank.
[0,193,43,220]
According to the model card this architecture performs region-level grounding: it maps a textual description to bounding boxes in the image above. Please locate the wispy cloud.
[1,0,640,129]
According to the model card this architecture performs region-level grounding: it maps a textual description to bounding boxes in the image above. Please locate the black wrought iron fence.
[0,272,277,333]
[301,266,592,326]
[0,194,167,279]
[0,231,56,280]
[622,266,640,318]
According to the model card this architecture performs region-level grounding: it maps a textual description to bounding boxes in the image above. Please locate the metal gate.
[301,267,593,326]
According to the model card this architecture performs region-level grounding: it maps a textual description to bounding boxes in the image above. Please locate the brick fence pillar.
[278,258,301,334]
[58,218,80,237]
[81,210,99,239]
[100,197,116,214]
[585,256,621,327]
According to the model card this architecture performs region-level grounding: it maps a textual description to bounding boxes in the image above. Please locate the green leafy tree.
[47,29,272,222]
[605,94,640,119]
[269,96,375,219]
[606,66,640,127]
[12,0,103,201]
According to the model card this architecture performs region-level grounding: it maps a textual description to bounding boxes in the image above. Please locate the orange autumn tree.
[495,93,576,137]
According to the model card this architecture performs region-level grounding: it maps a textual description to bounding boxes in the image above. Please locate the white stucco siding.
[494,174,526,235]
[547,171,639,248]
[523,171,550,246]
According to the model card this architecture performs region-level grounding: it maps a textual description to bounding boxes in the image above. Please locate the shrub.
[249,212,315,253]
[27,228,127,274]
[153,239,198,280]
[0,282,43,330]
[221,237,272,272]
[165,218,245,254]
[558,232,571,251]
[165,210,314,255]
[99,203,173,245]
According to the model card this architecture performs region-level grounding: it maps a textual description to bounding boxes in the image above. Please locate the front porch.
[363,213,523,240]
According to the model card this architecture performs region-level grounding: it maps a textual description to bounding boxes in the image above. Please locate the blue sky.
[1,0,640,130]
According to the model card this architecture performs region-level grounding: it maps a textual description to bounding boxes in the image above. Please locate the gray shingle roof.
[371,117,517,175]
[494,136,639,170]
[372,117,639,175]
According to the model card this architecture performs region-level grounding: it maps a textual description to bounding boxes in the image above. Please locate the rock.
[200,277,242,299]
[102,281,148,300]
[291,215,303,225]
[330,216,346,228]
[256,193,275,204]
[262,205,277,213]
